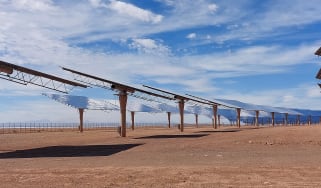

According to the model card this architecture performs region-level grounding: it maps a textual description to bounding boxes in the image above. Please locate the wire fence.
[0,122,177,134]
[0,121,233,134]
[0,118,320,134]
[0,122,78,134]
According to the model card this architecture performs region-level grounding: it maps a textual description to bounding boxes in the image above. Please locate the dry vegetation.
[1,125,321,187]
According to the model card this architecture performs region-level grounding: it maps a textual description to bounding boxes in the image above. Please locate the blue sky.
[0,0,320,122]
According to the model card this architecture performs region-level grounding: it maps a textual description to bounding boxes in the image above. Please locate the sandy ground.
[1,125,321,187]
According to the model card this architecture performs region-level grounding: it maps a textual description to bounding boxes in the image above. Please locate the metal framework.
[185,94,235,109]
[315,47,321,56]
[143,85,215,105]
[62,67,173,100]
[62,67,174,137]
[316,68,321,89]
[185,95,295,128]
[185,94,240,128]
[143,85,224,131]
[0,60,87,93]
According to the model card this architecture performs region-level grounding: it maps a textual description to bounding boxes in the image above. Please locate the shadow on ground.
[0,144,143,159]
[196,130,241,133]
[135,134,209,139]
[196,127,263,133]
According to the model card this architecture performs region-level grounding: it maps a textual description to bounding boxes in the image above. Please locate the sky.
[0,0,320,122]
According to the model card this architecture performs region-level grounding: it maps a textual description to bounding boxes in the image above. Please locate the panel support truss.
[0,60,86,93]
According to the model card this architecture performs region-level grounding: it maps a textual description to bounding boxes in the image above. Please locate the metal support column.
[167,112,171,128]
[255,110,259,127]
[213,105,218,129]
[195,114,199,128]
[178,99,185,132]
[78,108,84,132]
[284,113,288,126]
[236,108,241,128]
[131,111,135,130]
[119,90,128,137]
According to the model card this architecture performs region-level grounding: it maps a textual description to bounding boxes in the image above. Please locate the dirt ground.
[1,125,321,187]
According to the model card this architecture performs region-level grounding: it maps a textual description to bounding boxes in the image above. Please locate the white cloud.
[204,0,321,44]
[132,38,159,49]
[208,3,218,13]
[181,77,219,93]
[10,0,56,11]
[181,44,317,77]
[76,0,240,43]
[306,86,321,98]
[168,1,321,48]
[259,0,321,29]
[88,0,102,8]
[130,38,171,55]
[108,0,163,24]
[0,1,240,45]
[187,33,197,39]
[282,95,295,103]
[217,84,321,110]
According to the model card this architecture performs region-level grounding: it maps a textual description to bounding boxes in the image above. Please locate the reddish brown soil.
[1,125,321,187]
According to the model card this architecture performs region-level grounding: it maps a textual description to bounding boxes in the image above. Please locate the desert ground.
[1,125,321,187]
